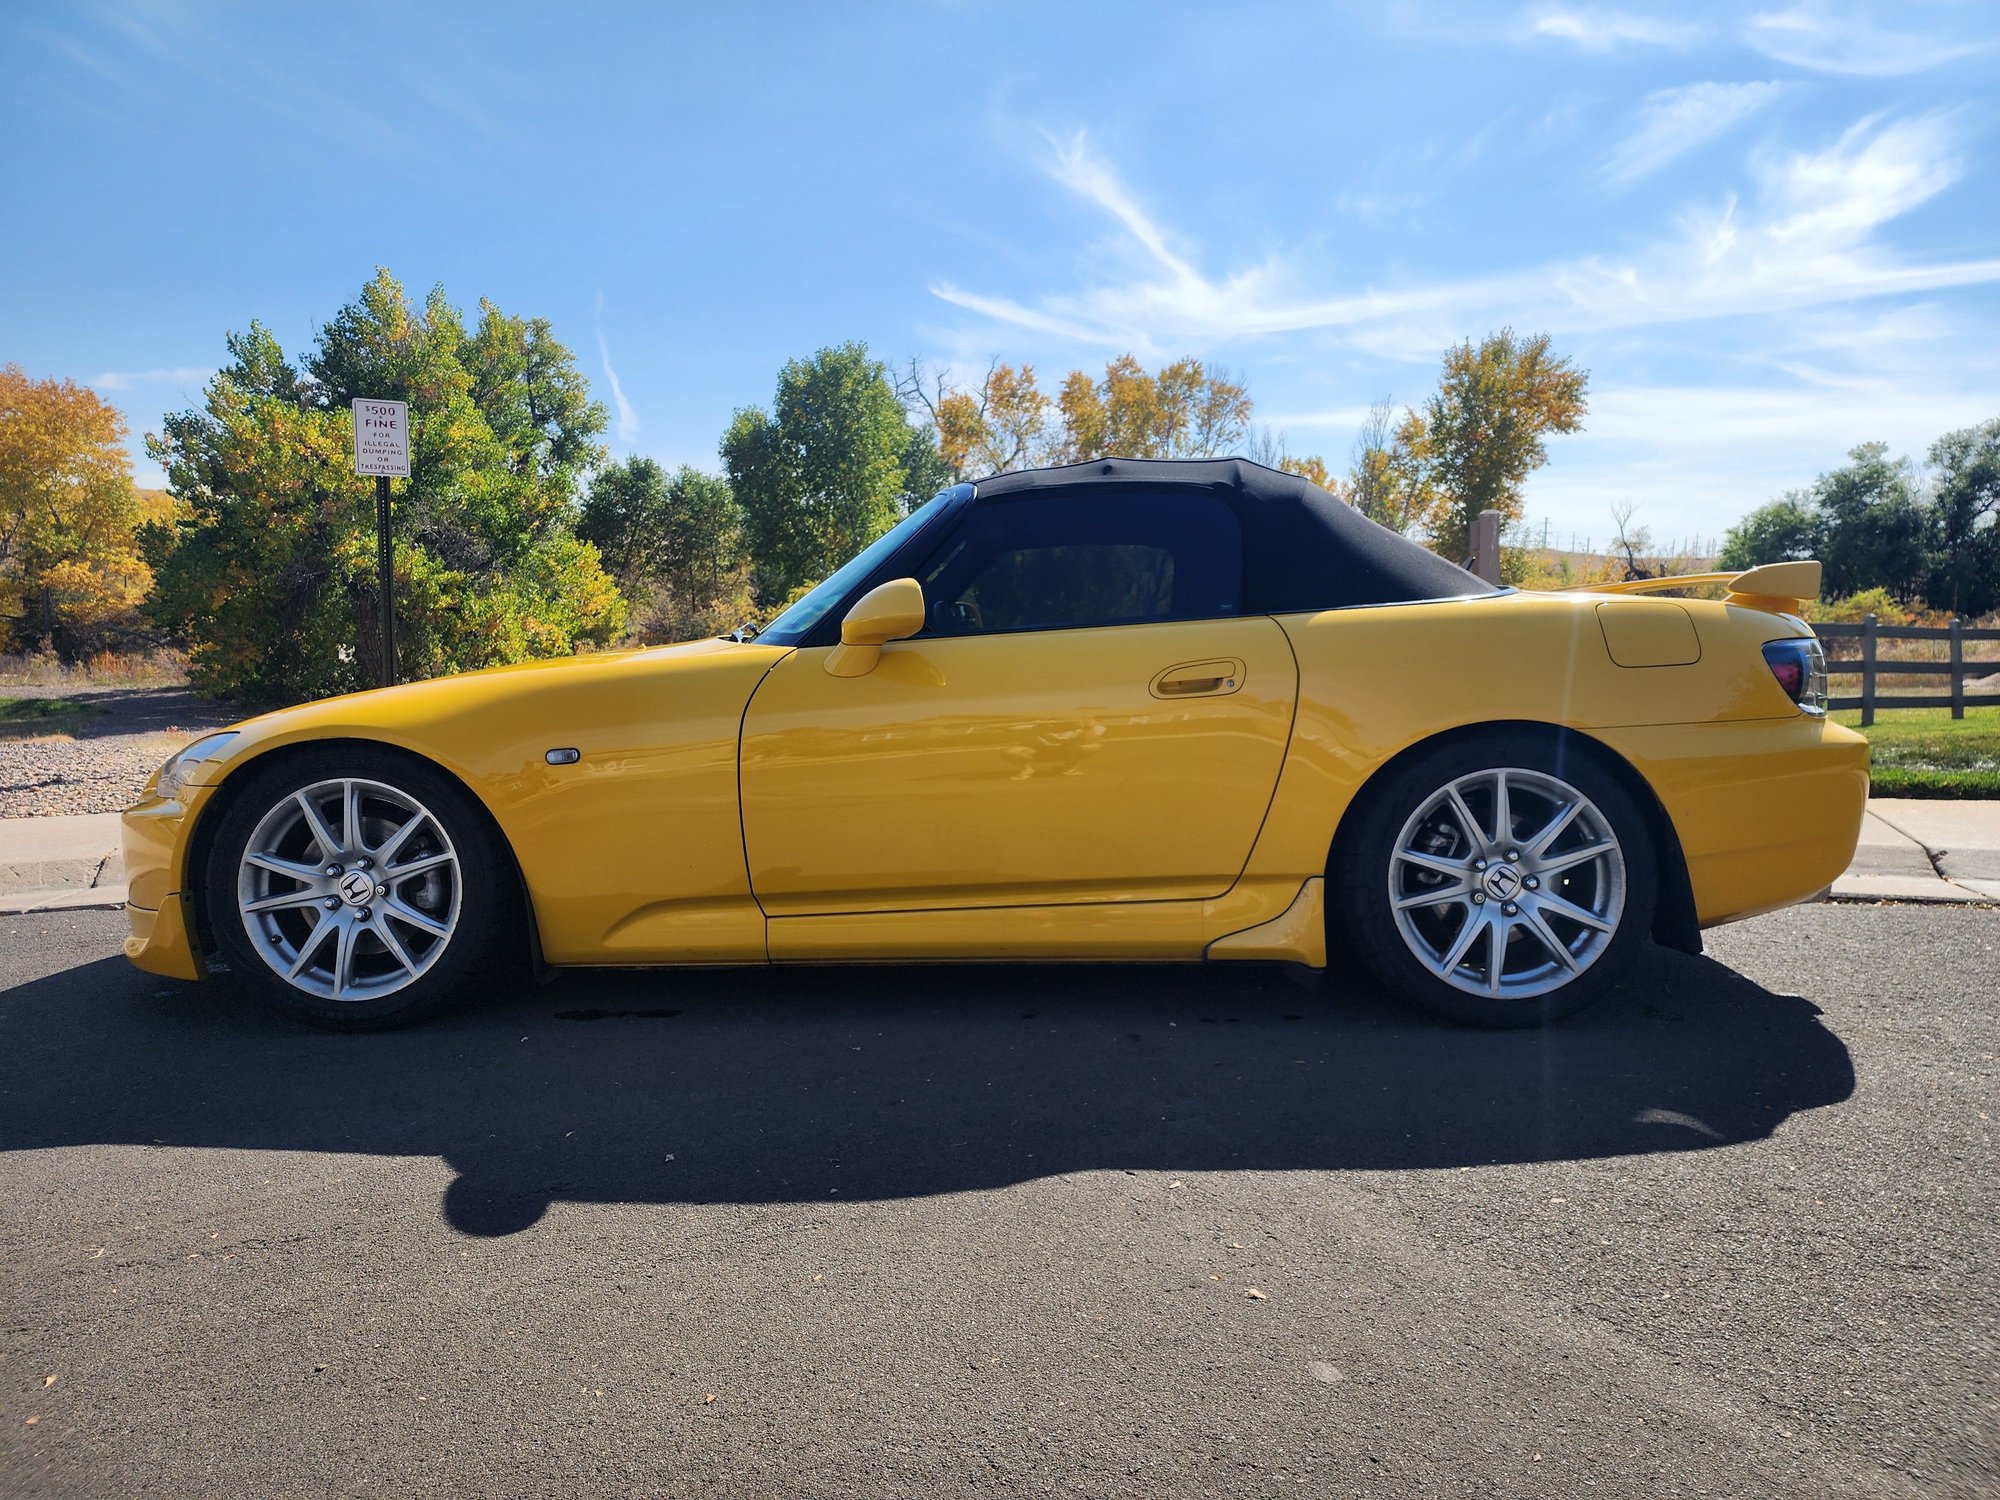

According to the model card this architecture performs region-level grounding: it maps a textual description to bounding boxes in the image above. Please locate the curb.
[1825,876,1992,906]
[0,882,131,915]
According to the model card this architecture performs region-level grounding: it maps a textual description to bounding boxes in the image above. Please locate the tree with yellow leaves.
[1343,398,1445,538]
[901,355,1289,479]
[0,364,152,654]
[1396,330,1588,562]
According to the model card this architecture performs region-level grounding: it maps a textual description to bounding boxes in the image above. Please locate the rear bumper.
[1597,716,1869,928]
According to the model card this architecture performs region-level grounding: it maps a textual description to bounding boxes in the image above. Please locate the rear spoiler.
[1565,559,1821,609]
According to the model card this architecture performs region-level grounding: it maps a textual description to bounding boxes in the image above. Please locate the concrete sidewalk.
[0,811,126,913]
[1836,798,2000,903]
[2,798,1995,916]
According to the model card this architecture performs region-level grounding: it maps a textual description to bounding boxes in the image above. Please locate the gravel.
[0,688,233,818]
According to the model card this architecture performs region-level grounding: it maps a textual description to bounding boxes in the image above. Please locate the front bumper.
[1597,714,1869,928]
[120,786,215,981]
[124,892,205,980]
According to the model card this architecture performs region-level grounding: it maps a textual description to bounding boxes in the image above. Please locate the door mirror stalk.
[826,578,925,677]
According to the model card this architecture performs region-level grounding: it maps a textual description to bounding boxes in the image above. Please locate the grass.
[1831,705,2000,799]
[0,695,113,740]
[0,648,188,690]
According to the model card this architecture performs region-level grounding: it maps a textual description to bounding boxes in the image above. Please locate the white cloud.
[87,366,209,392]
[1518,376,2000,539]
[1600,81,1787,185]
[1258,404,1386,433]
[932,114,1997,536]
[1525,6,1705,51]
[593,293,639,444]
[933,113,1997,359]
[1575,379,1996,447]
[1043,131,1203,291]
[1745,2,1998,76]
[1332,113,1514,223]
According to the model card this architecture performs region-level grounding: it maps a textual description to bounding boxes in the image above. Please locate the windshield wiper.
[725,620,762,643]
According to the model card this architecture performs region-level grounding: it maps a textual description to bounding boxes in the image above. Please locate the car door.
[738,486,1299,923]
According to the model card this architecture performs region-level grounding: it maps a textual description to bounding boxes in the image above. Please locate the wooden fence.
[1815,616,2000,725]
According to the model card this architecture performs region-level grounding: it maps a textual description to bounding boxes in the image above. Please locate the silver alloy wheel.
[1387,767,1626,1001]
[235,777,461,1003]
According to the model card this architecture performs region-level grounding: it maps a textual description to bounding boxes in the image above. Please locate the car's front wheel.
[205,748,512,1029]
[1334,734,1657,1027]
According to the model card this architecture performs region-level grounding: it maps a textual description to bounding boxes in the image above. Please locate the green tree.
[723,344,913,598]
[1813,442,1931,600]
[1719,493,1820,572]
[1925,418,2000,616]
[579,457,751,641]
[1401,329,1588,560]
[143,270,624,703]
[897,422,956,514]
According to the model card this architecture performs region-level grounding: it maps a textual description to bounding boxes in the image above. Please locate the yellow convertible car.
[121,458,1866,1030]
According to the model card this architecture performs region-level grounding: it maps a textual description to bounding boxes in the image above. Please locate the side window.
[917,490,1243,636]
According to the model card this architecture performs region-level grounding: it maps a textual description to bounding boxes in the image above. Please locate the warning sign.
[353,398,410,478]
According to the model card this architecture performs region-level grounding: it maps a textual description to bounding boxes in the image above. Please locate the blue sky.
[3,1,1996,550]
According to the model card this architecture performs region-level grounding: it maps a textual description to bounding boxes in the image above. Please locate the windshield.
[754,488,962,646]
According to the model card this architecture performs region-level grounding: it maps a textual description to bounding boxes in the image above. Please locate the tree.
[1812,442,1931,600]
[0,365,151,654]
[143,270,624,703]
[897,422,956,515]
[1346,397,1440,536]
[579,458,752,642]
[1926,419,2000,616]
[1278,454,1333,489]
[1719,493,1819,572]
[1240,427,1337,491]
[1400,329,1588,560]
[1052,356,1254,464]
[900,355,1262,479]
[1608,499,1656,580]
[1719,443,1939,605]
[916,360,1051,478]
[723,344,915,599]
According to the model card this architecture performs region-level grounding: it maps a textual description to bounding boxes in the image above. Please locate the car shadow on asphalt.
[0,945,1854,1236]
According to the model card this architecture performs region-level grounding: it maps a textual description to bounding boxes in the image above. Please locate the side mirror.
[825,577,925,677]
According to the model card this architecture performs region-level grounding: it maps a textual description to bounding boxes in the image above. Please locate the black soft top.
[971,457,1495,613]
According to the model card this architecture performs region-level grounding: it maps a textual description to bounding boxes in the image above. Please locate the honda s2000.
[122,458,1866,1029]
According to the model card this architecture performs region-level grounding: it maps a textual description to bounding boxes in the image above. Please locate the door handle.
[1150,658,1245,699]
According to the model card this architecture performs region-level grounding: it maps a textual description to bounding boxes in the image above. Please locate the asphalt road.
[1,905,1994,1499]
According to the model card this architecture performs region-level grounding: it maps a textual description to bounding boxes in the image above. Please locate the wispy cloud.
[933,113,1997,360]
[1745,2,1999,76]
[1333,113,1515,223]
[1600,81,1787,186]
[593,292,639,444]
[1519,372,2000,537]
[88,366,210,392]
[1525,6,1705,51]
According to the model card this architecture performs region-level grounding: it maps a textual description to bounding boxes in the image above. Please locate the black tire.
[1331,731,1657,1028]
[204,745,515,1030]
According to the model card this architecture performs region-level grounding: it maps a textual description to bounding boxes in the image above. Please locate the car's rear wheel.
[1333,733,1656,1027]
[205,748,512,1030]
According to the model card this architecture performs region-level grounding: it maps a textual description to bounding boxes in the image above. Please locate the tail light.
[1762,637,1827,716]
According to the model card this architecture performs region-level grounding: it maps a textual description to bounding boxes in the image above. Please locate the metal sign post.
[352,399,411,687]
